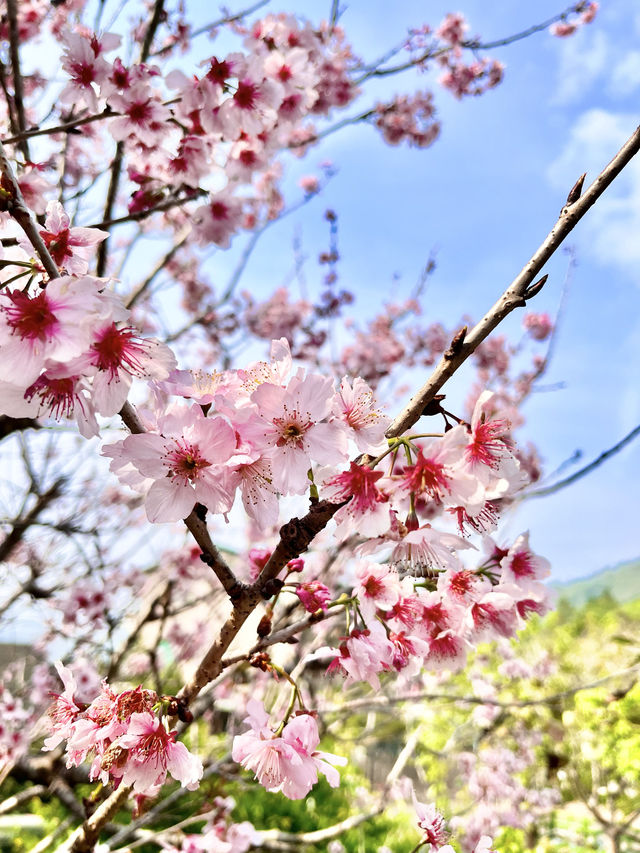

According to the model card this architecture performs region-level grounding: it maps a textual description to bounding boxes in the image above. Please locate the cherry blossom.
[19,201,108,276]
[104,404,236,522]
[244,372,347,494]
[232,699,345,799]
[0,275,104,386]
[117,712,203,793]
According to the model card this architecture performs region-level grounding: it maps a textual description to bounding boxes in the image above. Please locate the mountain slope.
[552,558,640,607]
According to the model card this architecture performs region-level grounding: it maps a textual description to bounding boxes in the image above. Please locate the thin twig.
[320,663,640,714]
[1,109,115,147]
[0,142,60,279]
[97,0,166,277]
[124,227,190,308]
[151,0,271,57]
[356,2,588,84]
[520,423,640,500]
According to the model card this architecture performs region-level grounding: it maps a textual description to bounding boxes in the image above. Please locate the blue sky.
[180,0,640,582]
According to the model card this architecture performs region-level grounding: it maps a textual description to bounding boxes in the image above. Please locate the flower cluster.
[0,203,176,436]
[104,338,388,524]
[550,2,598,37]
[232,699,346,799]
[44,662,203,796]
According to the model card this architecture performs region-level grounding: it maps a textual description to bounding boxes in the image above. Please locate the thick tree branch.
[1,109,116,147]
[56,783,133,853]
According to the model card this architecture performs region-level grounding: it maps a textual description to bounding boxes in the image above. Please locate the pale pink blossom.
[523,312,553,341]
[193,192,245,248]
[60,31,114,111]
[43,662,82,751]
[0,368,99,438]
[320,462,390,540]
[108,84,172,145]
[550,21,577,37]
[244,373,347,494]
[232,700,345,799]
[436,12,468,45]
[391,525,475,575]
[327,621,395,690]
[76,323,177,415]
[105,404,236,522]
[352,560,402,624]
[332,376,389,452]
[499,532,550,591]
[412,790,450,849]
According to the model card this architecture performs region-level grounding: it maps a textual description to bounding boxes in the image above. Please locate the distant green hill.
[552,558,640,607]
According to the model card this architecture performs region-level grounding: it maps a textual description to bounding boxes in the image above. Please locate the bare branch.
[0,477,66,564]
[124,227,190,309]
[320,663,640,714]
[55,783,133,853]
[386,124,640,438]
[521,423,640,500]
[1,109,116,147]
[355,2,590,83]
[0,784,47,815]
[6,0,30,162]
[151,0,271,57]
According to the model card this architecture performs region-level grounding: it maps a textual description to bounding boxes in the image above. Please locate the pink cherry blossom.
[232,700,345,800]
[499,532,550,590]
[244,372,347,494]
[296,580,331,612]
[391,525,475,575]
[105,404,236,522]
[320,461,390,540]
[78,323,177,415]
[60,30,113,111]
[0,276,104,386]
[327,621,395,690]
[352,560,402,624]
[411,789,450,850]
[43,662,83,751]
[117,712,203,793]
[20,201,108,276]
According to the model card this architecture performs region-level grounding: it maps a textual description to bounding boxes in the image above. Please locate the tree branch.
[6,0,30,162]
[386,123,640,438]
[520,423,640,500]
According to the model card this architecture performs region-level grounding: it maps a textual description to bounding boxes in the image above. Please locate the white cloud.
[608,50,640,97]
[547,109,640,277]
[552,29,609,104]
